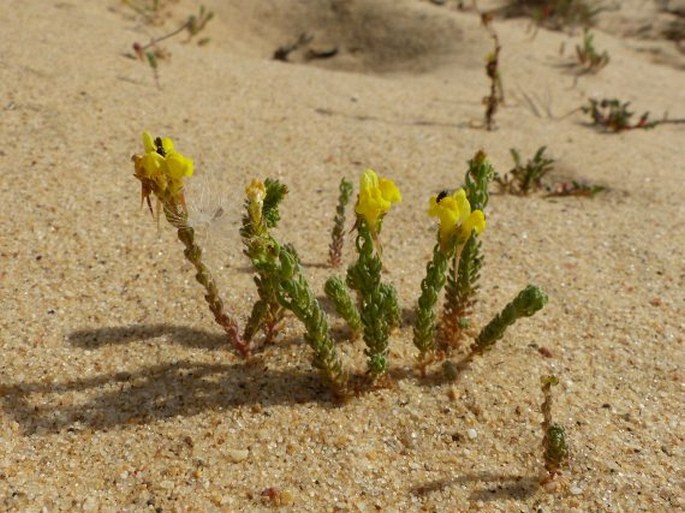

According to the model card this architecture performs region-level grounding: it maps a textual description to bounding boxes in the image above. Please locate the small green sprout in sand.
[131,132,249,356]
[326,169,402,380]
[575,28,609,72]
[494,146,555,195]
[439,151,493,351]
[540,375,569,481]
[410,152,548,376]
[328,177,353,267]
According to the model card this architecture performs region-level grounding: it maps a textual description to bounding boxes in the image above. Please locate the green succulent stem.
[240,180,346,393]
[329,177,353,267]
[471,285,548,355]
[324,276,362,335]
[543,425,569,476]
[541,375,568,476]
[414,242,455,373]
[346,219,393,378]
[440,235,480,350]
[240,179,288,343]
[383,283,401,330]
[464,150,493,212]
[164,201,250,357]
[276,249,347,394]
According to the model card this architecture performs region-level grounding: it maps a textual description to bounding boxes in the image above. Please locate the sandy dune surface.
[1,0,683,511]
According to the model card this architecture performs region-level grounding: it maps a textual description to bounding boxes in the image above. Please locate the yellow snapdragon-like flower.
[355,169,401,232]
[134,131,194,197]
[428,189,485,250]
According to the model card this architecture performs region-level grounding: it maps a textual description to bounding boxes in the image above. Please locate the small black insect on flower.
[154,137,166,156]
[436,190,449,203]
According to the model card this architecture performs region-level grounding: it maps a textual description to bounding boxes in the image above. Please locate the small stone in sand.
[226,449,249,463]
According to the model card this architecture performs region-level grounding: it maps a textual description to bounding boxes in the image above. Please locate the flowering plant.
[324,169,401,380]
[130,136,548,394]
[132,132,248,356]
[414,185,486,372]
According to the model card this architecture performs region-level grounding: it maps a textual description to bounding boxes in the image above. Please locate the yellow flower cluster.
[428,189,485,250]
[133,132,194,200]
[355,169,402,232]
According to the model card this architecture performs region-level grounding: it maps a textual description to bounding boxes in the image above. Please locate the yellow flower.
[428,189,485,250]
[135,131,194,195]
[355,169,401,232]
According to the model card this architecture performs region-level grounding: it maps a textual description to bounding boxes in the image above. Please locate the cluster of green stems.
[132,135,549,395]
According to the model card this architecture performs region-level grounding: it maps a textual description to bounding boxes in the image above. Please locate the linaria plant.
[414,156,487,373]
[325,170,402,380]
[413,194,485,373]
[131,132,250,356]
[443,285,548,376]
[240,179,289,345]
[468,285,548,359]
[412,151,548,376]
[131,135,549,393]
[439,151,493,352]
[241,179,347,393]
[540,375,569,481]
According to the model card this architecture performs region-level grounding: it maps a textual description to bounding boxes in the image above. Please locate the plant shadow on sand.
[0,324,339,436]
[411,472,539,502]
[69,323,229,350]
[69,323,308,352]
[2,323,474,435]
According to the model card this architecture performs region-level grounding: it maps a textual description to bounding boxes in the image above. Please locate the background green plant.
[494,146,554,195]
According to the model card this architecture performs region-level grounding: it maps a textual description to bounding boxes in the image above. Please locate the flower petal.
[379,178,402,204]
[142,131,157,152]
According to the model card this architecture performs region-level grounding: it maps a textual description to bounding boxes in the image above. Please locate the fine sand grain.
[1,0,683,511]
